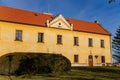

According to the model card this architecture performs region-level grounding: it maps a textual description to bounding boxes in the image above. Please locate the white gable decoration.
[46,14,73,30]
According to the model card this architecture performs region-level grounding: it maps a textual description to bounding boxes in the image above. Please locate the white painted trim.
[48,14,72,30]
[71,63,105,66]
[70,24,73,30]
[72,63,88,66]
[46,20,50,27]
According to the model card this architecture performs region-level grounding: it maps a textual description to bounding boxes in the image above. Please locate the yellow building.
[0,6,112,66]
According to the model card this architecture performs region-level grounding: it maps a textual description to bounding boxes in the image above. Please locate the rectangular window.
[57,35,62,44]
[74,37,79,46]
[74,55,79,63]
[38,33,44,42]
[15,30,22,41]
[101,56,105,63]
[101,40,105,48]
[88,38,93,47]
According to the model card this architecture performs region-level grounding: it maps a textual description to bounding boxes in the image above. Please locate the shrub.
[0,53,71,75]
[49,55,71,73]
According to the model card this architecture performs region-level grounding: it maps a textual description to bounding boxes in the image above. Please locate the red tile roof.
[0,6,110,35]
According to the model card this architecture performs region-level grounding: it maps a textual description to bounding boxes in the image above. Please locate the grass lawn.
[0,67,120,80]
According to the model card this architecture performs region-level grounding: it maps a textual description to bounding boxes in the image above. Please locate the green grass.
[0,67,120,80]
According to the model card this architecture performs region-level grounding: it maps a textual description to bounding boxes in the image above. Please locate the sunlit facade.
[0,6,112,66]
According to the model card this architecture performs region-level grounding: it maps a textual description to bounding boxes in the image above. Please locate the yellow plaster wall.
[0,21,112,65]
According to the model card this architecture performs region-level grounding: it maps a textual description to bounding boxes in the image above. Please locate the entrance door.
[88,55,93,66]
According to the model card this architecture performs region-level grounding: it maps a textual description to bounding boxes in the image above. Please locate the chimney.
[94,20,99,24]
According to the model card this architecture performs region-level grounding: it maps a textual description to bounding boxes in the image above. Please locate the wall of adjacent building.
[0,21,112,66]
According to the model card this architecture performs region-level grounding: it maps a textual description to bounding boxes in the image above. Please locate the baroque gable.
[46,14,73,30]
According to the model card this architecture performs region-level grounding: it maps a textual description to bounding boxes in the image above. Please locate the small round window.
[59,23,61,25]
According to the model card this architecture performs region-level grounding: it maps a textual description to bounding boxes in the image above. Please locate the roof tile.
[0,6,110,35]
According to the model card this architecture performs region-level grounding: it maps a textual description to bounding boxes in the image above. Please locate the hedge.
[0,53,71,75]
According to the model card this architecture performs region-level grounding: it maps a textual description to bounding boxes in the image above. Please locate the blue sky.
[0,0,120,36]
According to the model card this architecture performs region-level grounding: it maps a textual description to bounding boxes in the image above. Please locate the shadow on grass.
[72,67,120,74]
[65,77,96,80]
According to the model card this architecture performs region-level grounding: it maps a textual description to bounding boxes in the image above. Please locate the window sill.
[14,40,23,42]
[56,43,63,45]
[74,44,79,46]
[88,46,93,47]
[74,62,79,64]
[37,41,44,43]
[101,47,105,48]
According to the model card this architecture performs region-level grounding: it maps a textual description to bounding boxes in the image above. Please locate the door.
[88,55,93,66]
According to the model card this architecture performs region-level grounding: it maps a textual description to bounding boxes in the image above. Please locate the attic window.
[59,23,61,25]
[34,13,38,16]
[58,23,62,28]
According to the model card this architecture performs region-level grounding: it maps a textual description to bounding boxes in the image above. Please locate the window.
[59,23,61,25]
[74,55,78,63]
[38,33,44,42]
[15,30,22,41]
[74,37,79,46]
[101,40,105,48]
[88,38,93,47]
[58,23,62,28]
[57,35,62,44]
[101,56,105,63]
